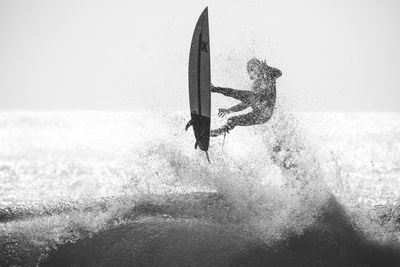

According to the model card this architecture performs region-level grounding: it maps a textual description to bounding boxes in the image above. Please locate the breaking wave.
[0,109,399,266]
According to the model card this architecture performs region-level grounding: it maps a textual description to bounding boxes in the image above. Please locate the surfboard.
[186,7,211,160]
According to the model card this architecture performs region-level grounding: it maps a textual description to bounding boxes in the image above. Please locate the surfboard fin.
[185,120,192,131]
[205,151,210,163]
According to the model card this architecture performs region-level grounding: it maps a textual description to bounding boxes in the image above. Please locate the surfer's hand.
[218,108,230,117]
[210,83,217,92]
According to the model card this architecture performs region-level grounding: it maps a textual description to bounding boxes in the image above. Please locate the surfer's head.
[247,58,262,80]
[247,58,282,80]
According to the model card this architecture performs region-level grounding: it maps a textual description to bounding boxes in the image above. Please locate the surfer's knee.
[258,108,274,124]
[262,114,273,124]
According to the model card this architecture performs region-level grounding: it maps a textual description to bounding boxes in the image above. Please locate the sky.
[0,0,399,111]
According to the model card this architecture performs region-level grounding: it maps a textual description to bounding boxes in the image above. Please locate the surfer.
[210,58,282,137]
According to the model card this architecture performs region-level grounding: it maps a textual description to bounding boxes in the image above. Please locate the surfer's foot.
[210,126,230,137]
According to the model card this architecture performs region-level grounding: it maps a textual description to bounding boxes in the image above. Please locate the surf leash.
[220,132,246,171]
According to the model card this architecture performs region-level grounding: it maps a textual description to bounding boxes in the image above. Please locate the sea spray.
[117,107,333,243]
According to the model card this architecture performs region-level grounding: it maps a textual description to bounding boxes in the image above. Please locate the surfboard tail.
[190,112,210,152]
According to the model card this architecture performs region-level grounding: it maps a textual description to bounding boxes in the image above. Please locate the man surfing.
[210,58,282,137]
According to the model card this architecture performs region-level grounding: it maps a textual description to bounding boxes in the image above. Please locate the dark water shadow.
[39,193,400,267]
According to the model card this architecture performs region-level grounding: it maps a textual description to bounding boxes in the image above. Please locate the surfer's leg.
[226,111,258,128]
[213,87,254,104]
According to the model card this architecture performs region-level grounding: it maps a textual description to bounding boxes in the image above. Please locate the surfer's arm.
[228,102,249,113]
[211,85,236,94]
[211,85,253,105]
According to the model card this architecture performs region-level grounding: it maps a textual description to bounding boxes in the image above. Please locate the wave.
[1,109,400,266]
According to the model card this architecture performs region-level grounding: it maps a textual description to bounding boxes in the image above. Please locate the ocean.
[0,109,399,266]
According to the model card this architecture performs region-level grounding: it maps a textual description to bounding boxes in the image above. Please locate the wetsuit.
[211,66,281,136]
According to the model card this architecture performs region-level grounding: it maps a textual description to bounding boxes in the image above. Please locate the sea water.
[0,109,399,266]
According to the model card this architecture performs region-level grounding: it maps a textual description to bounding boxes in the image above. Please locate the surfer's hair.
[247,58,282,80]
[246,58,262,74]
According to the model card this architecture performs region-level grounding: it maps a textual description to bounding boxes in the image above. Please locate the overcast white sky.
[1,0,399,111]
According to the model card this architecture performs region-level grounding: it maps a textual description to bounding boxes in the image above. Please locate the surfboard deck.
[187,7,211,155]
